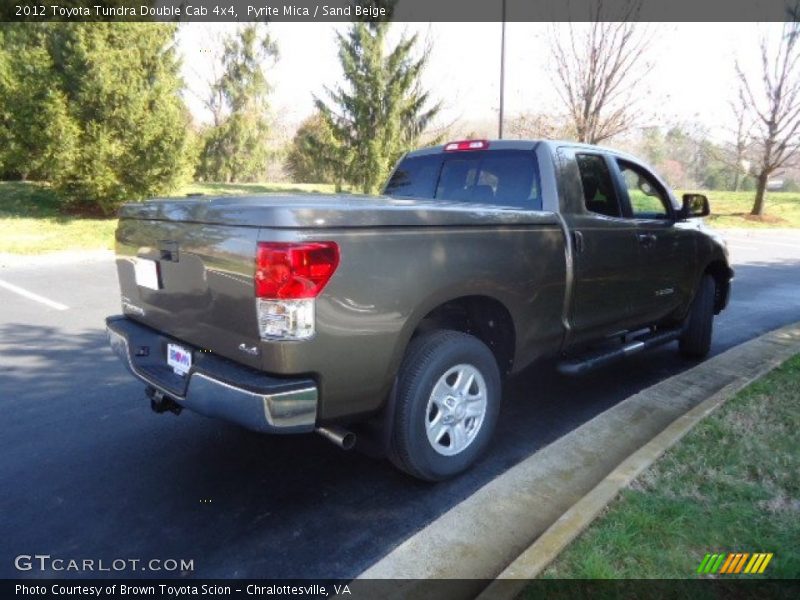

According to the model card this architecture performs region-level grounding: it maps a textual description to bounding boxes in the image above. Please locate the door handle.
[637,233,657,247]
[572,231,585,254]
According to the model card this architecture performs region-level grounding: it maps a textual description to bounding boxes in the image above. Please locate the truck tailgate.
[114,217,262,370]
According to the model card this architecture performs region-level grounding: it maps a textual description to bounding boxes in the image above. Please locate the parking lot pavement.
[0,229,799,579]
[721,228,800,264]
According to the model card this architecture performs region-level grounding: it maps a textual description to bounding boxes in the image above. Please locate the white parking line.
[724,238,800,250]
[0,279,69,311]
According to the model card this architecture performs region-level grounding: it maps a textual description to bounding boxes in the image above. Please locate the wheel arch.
[703,259,733,314]
[399,294,517,377]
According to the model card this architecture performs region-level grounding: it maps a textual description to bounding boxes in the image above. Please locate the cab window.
[384,150,541,210]
[617,160,671,219]
[575,153,622,217]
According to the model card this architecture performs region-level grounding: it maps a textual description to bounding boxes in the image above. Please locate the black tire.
[679,274,716,359]
[389,330,501,481]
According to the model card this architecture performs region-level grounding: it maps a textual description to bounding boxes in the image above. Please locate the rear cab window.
[384,149,542,210]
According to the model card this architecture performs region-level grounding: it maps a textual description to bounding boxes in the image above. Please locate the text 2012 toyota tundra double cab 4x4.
[106,140,732,481]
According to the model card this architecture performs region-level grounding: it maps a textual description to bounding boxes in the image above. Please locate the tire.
[679,274,716,359]
[389,330,502,481]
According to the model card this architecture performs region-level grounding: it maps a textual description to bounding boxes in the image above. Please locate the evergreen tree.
[0,25,77,182]
[315,2,441,194]
[197,24,278,182]
[0,23,192,214]
[285,112,342,184]
[51,24,192,214]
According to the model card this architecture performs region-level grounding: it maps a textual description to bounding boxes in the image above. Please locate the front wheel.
[390,330,501,481]
[679,274,716,359]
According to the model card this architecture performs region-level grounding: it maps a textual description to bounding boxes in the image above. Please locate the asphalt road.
[1,229,799,579]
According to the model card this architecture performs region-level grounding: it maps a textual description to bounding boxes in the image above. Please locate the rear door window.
[384,150,541,210]
[575,153,623,218]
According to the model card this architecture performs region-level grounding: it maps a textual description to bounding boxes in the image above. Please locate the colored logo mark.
[696,552,773,575]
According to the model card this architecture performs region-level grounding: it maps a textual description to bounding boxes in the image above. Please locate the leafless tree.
[549,0,651,145]
[715,98,754,191]
[506,112,568,140]
[737,15,800,215]
[183,25,228,127]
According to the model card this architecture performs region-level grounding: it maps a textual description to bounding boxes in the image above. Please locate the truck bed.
[118,193,556,228]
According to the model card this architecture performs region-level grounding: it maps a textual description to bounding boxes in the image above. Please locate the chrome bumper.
[106,316,317,434]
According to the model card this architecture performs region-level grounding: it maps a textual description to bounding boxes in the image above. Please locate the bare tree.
[711,98,754,192]
[183,25,228,127]
[737,15,800,215]
[506,112,568,140]
[729,99,754,192]
[549,0,651,145]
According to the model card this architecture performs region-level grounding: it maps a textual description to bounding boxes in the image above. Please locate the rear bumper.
[106,316,318,434]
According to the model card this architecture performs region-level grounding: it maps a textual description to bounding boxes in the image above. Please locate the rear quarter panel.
[261,220,567,422]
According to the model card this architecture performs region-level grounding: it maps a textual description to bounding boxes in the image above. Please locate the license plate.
[167,343,192,376]
[134,258,160,290]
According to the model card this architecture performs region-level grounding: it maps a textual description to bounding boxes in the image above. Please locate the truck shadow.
[0,257,798,579]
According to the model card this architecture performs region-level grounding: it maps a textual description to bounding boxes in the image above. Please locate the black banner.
[1,0,798,23]
[4,579,800,600]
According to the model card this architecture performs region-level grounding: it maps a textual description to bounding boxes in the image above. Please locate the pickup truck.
[106,139,733,481]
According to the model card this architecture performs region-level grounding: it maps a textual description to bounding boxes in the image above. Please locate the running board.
[557,329,682,376]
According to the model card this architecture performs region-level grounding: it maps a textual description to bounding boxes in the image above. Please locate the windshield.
[384,150,542,210]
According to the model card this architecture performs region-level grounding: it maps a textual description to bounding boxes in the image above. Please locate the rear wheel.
[679,274,716,359]
[390,330,501,481]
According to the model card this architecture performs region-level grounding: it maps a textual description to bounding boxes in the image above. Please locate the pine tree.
[197,24,278,183]
[285,112,342,185]
[54,24,193,214]
[1,23,192,214]
[0,25,77,182]
[315,2,440,194]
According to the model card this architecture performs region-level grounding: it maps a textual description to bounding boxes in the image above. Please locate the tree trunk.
[751,172,769,216]
[733,171,740,192]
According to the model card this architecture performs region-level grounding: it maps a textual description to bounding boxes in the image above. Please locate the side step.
[557,328,683,376]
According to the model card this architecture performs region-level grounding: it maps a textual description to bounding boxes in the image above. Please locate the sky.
[176,22,784,142]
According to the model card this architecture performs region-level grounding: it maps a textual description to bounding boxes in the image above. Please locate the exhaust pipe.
[316,426,356,450]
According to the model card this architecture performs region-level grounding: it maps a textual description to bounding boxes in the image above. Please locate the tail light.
[255,242,339,299]
[444,139,489,152]
[255,242,339,340]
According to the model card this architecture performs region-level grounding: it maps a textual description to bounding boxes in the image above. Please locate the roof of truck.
[406,139,539,157]
[405,139,639,161]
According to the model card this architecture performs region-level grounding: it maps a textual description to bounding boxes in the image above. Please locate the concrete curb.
[478,322,800,599]
[357,322,800,599]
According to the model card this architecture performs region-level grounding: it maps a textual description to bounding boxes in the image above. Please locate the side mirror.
[680,193,710,219]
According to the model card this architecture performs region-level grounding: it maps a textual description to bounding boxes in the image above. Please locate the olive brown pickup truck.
[106,140,733,480]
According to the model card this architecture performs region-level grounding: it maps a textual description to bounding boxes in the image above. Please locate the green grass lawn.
[689,190,800,228]
[0,182,118,254]
[0,181,798,255]
[532,354,800,581]
[0,180,337,254]
[179,181,337,196]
